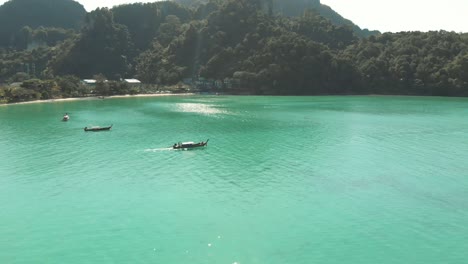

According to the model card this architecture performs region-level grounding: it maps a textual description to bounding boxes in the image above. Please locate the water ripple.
[2,96,468,263]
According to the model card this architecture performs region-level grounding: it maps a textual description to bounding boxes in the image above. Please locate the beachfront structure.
[81,79,141,86]
[123,79,142,90]
[123,79,141,85]
[81,79,97,86]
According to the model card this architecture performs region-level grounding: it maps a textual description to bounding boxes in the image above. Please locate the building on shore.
[123,79,142,89]
[81,79,98,86]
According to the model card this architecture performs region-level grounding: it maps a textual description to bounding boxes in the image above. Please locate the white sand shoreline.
[0,93,195,106]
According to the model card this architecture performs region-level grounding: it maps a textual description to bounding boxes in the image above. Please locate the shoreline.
[2,93,464,106]
[0,93,195,106]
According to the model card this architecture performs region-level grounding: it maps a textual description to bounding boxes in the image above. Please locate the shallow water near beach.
[1,95,468,263]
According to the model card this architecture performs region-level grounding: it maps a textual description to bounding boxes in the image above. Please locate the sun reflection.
[175,103,227,115]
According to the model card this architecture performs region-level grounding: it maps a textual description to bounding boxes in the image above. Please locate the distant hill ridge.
[0,0,86,47]
[172,0,379,37]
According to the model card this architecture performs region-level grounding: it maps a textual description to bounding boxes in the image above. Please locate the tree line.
[1,0,467,103]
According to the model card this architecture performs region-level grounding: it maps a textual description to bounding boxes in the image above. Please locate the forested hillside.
[344,32,468,96]
[0,0,85,49]
[173,0,379,37]
[1,0,467,103]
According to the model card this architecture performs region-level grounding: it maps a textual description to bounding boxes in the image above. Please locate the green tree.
[49,8,133,78]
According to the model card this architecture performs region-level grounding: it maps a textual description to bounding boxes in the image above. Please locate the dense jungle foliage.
[1,0,467,103]
[173,0,379,37]
[0,0,85,49]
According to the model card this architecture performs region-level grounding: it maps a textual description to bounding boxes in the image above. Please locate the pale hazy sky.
[1,0,467,33]
[320,0,468,33]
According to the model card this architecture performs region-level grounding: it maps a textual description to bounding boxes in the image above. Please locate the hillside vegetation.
[1,0,467,103]
[0,0,85,49]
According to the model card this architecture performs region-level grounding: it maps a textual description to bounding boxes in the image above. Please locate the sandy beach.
[0,93,195,106]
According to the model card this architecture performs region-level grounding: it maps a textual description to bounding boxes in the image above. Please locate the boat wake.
[144,147,173,152]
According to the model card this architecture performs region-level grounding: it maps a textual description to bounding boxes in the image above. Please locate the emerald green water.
[1,96,468,263]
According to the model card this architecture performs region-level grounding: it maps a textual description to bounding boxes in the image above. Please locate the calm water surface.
[1,96,468,263]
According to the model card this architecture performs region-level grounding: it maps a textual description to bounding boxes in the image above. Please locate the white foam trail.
[144,148,173,152]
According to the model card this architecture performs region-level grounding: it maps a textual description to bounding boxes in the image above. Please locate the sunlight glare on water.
[175,102,228,115]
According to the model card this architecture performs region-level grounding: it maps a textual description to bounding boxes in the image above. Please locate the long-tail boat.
[84,125,113,132]
[172,139,209,149]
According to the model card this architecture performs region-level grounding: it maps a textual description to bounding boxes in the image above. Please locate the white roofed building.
[81,79,97,85]
[124,79,141,85]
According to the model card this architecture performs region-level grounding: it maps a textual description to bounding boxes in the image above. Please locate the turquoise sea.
[1,95,468,264]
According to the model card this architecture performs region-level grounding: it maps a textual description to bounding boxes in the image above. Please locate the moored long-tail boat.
[84,125,113,132]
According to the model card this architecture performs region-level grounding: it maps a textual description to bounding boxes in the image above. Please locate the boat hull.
[172,141,208,149]
[84,125,112,132]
